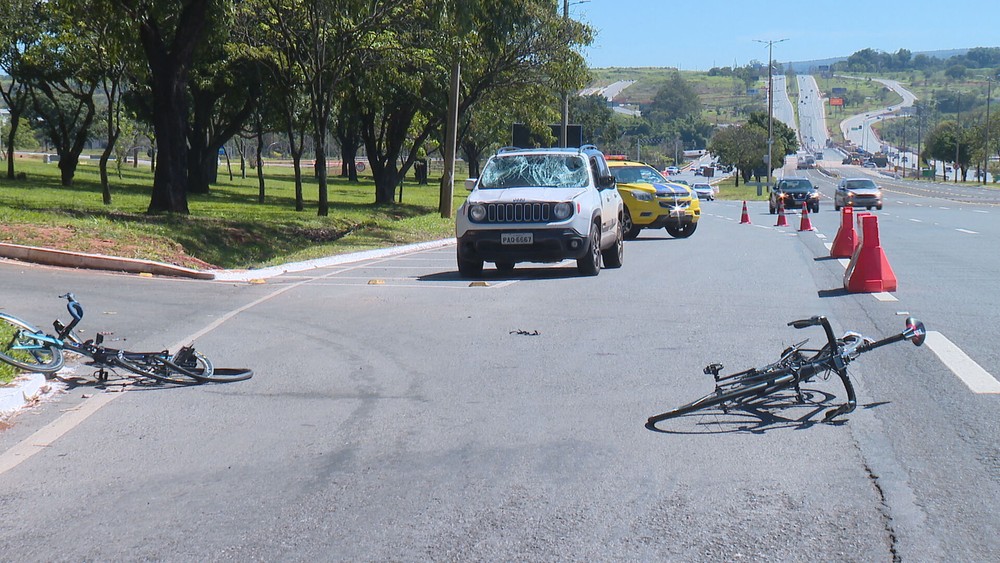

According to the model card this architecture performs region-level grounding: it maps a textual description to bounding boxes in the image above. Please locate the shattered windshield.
[479,154,590,189]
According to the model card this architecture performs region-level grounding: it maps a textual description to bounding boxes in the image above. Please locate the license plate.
[501,233,532,245]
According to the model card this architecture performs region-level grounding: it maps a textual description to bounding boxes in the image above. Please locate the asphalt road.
[1,177,998,560]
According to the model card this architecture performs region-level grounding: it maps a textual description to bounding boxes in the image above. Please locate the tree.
[265,0,410,216]
[645,72,701,127]
[19,4,100,187]
[708,124,769,185]
[0,0,40,180]
[746,111,798,157]
[113,0,214,214]
[923,121,973,181]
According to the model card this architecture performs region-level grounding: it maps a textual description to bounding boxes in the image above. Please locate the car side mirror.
[464,178,477,191]
[597,175,616,190]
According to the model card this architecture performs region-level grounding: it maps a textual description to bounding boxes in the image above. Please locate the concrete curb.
[0,242,215,280]
[0,372,49,417]
[0,238,458,282]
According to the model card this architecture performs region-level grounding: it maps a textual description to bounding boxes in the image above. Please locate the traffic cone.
[775,202,788,227]
[798,202,814,231]
[844,214,897,292]
[830,207,857,258]
[740,201,751,224]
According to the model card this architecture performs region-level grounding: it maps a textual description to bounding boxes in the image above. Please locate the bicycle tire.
[187,367,254,383]
[0,313,64,374]
[648,369,796,425]
[115,351,206,385]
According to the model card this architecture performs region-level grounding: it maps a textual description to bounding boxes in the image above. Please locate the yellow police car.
[606,157,700,239]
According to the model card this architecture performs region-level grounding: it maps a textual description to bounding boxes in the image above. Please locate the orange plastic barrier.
[844,214,897,292]
[830,206,857,258]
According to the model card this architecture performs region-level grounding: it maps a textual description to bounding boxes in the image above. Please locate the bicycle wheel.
[648,369,796,426]
[115,351,206,385]
[0,313,64,374]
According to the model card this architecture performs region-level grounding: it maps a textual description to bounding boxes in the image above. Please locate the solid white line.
[925,331,1000,394]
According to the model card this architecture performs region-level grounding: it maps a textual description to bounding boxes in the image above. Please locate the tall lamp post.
[984,76,993,185]
[754,38,787,190]
[561,0,590,147]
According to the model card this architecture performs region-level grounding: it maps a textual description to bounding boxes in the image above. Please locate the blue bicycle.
[0,294,251,385]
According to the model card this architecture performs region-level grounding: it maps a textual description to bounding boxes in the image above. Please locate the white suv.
[456,145,624,277]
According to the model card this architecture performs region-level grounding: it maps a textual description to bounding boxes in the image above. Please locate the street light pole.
[560,0,590,147]
[754,38,787,191]
[984,77,993,185]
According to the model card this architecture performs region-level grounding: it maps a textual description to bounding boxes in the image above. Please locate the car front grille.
[659,199,690,209]
[481,202,551,223]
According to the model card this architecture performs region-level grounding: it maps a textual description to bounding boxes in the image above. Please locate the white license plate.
[501,233,533,245]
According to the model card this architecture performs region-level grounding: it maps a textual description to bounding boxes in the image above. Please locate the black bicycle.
[647,315,926,428]
[0,293,252,385]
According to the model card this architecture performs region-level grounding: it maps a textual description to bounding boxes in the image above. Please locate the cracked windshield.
[479,155,588,188]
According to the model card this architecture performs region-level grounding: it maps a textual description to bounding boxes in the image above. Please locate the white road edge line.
[925,331,1000,394]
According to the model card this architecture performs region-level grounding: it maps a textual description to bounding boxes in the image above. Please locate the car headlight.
[553,202,573,220]
[630,190,654,201]
[874,190,882,197]
[846,191,856,198]
[469,204,486,222]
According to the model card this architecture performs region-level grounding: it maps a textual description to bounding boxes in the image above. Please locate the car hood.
[619,182,692,198]
[469,186,587,203]
[846,187,880,194]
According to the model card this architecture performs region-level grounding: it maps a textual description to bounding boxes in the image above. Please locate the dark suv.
[769,177,820,214]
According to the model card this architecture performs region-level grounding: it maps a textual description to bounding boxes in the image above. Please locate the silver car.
[835,178,883,210]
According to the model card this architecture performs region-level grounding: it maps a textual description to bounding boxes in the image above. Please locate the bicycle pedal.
[173,345,195,365]
[703,363,724,377]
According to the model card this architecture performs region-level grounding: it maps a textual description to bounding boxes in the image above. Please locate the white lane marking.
[973,210,988,214]
[873,292,898,302]
[956,229,978,234]
[925,332,1000,394]
[909,218,922,223]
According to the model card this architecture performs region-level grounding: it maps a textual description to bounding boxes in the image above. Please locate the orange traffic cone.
[798,202,814,231]
[830,207,858,258]
[775,202,788,227]
[844,214,897,292]
[740,201,751,224]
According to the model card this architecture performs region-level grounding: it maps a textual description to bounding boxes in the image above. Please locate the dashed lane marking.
[925,332,1000,394]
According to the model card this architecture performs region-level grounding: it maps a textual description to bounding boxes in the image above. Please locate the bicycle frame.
[647,315,926,426]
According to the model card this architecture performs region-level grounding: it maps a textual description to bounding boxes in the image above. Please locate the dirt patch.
[0,224,218,270]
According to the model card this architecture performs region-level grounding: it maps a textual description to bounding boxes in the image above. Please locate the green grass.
[0,157,466,270]
[712,176,770,201]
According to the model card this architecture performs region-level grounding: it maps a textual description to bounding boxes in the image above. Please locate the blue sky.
[572,0,1000,70]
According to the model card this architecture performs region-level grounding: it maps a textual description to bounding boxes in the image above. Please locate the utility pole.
[754,38,787,191]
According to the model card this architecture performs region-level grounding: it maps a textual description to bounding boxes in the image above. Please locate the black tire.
[495,261,515,273]
[665,222,697,238]
[769,205,776,214]
[0,313,64,374]
[187,367,254,383]
[876,204,882,210]
[116,351,208,385]
[457,252,483,278]
[577,222,602,276]
[810,204,819,213]
[647,370,794,426]
[834,202,840,211]
[602,221,624,269]
[622,207,641,240]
